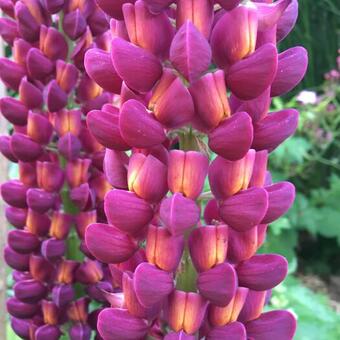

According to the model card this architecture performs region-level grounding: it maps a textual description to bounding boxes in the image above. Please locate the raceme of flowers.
[0,0,114,339]
[0,0,308,339]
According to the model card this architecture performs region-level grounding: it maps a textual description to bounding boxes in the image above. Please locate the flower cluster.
[0,0,115,339]
[81,0,308,339]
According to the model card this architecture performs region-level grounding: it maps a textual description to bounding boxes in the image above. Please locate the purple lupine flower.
[81,0,307,339]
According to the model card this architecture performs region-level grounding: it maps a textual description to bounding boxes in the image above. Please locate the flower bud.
[50,211,73,240]
[238,289,266,323]
[168,150,209,200]
[67,297,90,323]
[189,225,228,272]
[56,259,79,284]
[0,17,18,45]
[69,323,92,340]
[30,254,54,281]
[14,1,40,41]
[19,77,43,109]
[18,161,37,187]
[146,225,184,272]
[11,318,31,339]
[74,210,97,239]
[42,0,65,14]
[63,9,87,40]
[0,97,28,126]
[277,0,298,42]
[57,132,82,160]
[167,290,208,334]
[0,136,17,162]
[52,109,82,136]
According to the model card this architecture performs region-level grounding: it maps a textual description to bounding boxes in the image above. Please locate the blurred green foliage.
[280,0,340,92]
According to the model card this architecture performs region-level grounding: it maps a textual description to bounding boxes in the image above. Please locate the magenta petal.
[170,21,211,83]
[87,108,130,151]
[252,109,299,152]
[197,263,237,307]
[164,331,196,340]
[276,0,298,42]
[220,187,268,232]
[86,223,138,264]
[52,284,75,307]
[26,48,54,80]
[226,43,278,100]
[255,0,292,32]
[63,9,87,40]
[104,189,154,235]
[209,112,253,161]
[111,37,162,93]
[0,58,25,91]
[144,0,173,14]
[215,1,241,11]
[7,230,40,254]
[160,193,200,236]
[97,308,149,340]
[246,310,297,340]
[103,149,129,189]
[11,133,43,162]
[271,47,308,97]
[120,99,166,148]
[19,77,43,109]
[41,238,66,261]
[45,80,68,112]
[238,290,267,323]
[1,180,28,208]
[230,88,271,123]
[237,254,288,291]
[262,182,295,224]
[57,133,81,161]
[85,48,122,94]
[0,97,28,126]
[4,246,29,271]
[0,136,17,162]
[134,263,174,307]
[14,279,47,303]
[5,207,27,228]
[207,322,246,340]
[7,297,39,319]
[152,77,195,128]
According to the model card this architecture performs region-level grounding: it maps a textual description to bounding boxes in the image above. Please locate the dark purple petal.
[0,97,28,126]
[7,230,40,254]
[276,0,298,42]
[7,297,39,318]
[207,322,246,340]
[14,279,47,303]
